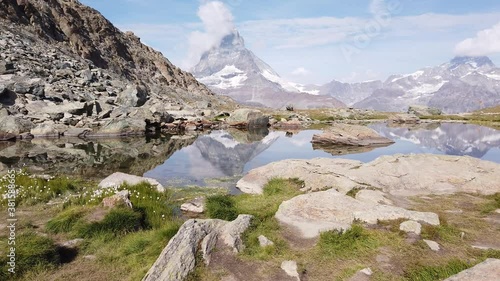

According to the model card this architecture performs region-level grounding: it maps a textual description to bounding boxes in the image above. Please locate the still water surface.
[144,123,500,188]
[1,123,498,189]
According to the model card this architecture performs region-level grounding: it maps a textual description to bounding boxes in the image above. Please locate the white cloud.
[291,67,310,76]
[369,0,387,16]
[455,22,500,56]
[183,1,235,69]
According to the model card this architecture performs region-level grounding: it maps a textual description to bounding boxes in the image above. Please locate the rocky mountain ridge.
[0,0,235,139]
[352,56,500,113]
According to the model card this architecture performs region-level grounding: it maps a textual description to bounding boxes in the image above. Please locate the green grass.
[233,178,303,260]
[46,207,87,234]
[480,193,500,214]
[403,259,471,281]
[421,217,462,244]
[0,170,89,206]
[74,208,143,238]
[65,182,178,229]
[318,224,380,259]
[205,194,238,221]
[0,232,61,280]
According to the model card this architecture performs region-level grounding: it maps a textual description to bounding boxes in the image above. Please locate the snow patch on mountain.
[198,65,248,89]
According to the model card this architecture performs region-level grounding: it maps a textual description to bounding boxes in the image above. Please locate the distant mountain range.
[192,30,500,113]
[352,56,500,113]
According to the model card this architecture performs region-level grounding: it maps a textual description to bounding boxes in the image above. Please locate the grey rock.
[143,215,252,281]
[97,118,145,136]
[275,189,439,239]
[258,235,274,247]
[102,190,133,209]
[423,239,440,251]
[408,105,442,116]
[227,108,269,128]
[399,220,422,235]
[311,124,394,146]
[281,260,300,281]
[219,214,253,253]
[444,258,500,281]
[117,84,148,107]
[180,197,205,214]
[30,122,60,138]
[98,172,165,192]
[237,155,500,197]
[0,115,33,134]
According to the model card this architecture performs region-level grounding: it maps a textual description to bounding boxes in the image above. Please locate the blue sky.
[80,0,500,84]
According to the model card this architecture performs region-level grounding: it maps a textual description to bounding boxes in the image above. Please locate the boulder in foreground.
[143,215,253,281]
[444,258,500,281]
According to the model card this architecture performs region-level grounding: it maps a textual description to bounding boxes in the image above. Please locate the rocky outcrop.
[388,113,420,124]
[143,215,253,281]
[0,0,235,139]
[98,172,164,192]
[102,190,133,209]
[237,154,500,196]
[227,109,269,129]
[444,259,500,281]
[275,189,439,239]
[408,105,442,117]
[311,124,394,146]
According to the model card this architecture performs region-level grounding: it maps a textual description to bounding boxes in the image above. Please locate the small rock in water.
[258,235,274,247]
[423,239,440,251]
[399,220,422,235]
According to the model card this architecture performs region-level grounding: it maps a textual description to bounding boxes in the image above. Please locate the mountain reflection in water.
[0,123,498,189]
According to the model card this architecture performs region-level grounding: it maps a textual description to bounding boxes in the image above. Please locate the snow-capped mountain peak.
[448,56,495,70]
[193,30,345,109]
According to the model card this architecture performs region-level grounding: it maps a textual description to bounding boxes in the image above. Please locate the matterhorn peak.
[218,30,245,49]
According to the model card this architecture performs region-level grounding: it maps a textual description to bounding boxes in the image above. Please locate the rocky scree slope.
[0,0,235,139]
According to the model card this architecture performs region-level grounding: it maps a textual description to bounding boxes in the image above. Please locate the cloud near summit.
[183,1,235,69]
[455,21,500,57]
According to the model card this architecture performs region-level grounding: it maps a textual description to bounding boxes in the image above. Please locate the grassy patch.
[234,178,303,260]
[318,224,380,259]
[74,208,143,238]
[421,217,462,244]
[480,193,500,214]
[0,233,60,280]
[403,259,470,281]
[0,170,89,206]
[46,208,87,234]
[206,194,238,221]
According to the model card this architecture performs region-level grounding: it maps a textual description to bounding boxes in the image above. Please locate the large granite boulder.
[116,84,148,107]
[311,124,394,146]
[275,189,439,239]
[237,154,500,197]
[444,259,500,281]
[227,109,269,128]
[143,215,253,281]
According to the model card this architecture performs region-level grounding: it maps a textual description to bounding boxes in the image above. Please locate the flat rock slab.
[237,154,500,197]
[275,189,439,239]
[444,259,500,281]
[312,123,394,146]
[98,172,164,192]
